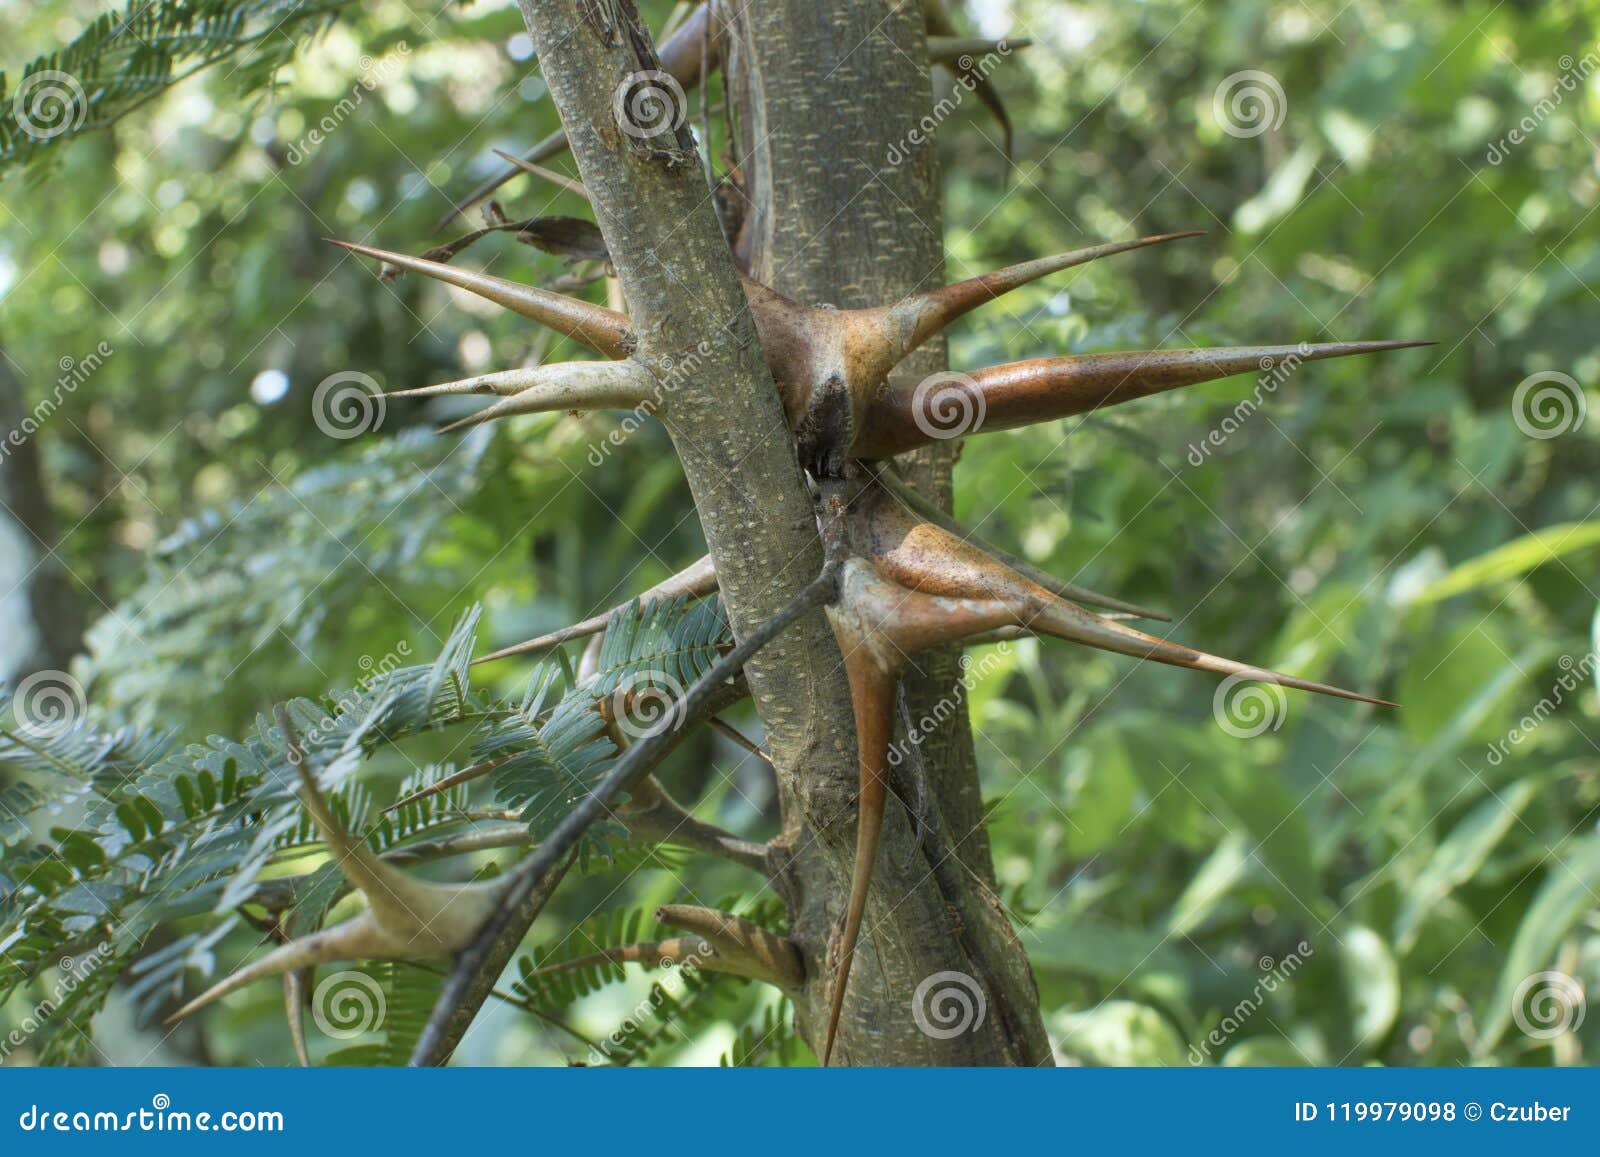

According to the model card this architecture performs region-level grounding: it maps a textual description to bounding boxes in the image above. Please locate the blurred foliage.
[1,0,1598,1067]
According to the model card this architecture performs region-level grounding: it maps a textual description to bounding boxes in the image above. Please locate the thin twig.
[408,565,838,1065]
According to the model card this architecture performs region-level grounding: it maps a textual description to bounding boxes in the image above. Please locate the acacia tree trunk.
[513,0,1049,1065]
[727,2,1050,1064]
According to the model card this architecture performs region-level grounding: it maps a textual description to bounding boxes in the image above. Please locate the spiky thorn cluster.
[166,708,523,1025]
[334,220,1425,1065]
[812,468,1396,1062]
[436,0,1027,232]
[337,231,1426,479]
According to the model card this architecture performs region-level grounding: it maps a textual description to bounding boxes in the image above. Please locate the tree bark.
[725,0,1050,1065]
[504,0,1049,1065]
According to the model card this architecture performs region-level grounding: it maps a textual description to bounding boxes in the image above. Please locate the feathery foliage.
[0,0,363,175]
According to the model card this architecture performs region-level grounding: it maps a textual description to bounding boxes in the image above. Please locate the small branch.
[619,776,771,874]
[707,715,771,765]
[409,565,839,1066]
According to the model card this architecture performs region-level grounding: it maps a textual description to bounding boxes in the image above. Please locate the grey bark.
[481,0,1049,1065]
[726,0,1050,1065]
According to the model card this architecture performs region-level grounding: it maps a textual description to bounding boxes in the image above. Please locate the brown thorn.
[325,238,632,358]
[383,757,512,814]
[473,555,718,666]
[490,149,589,198]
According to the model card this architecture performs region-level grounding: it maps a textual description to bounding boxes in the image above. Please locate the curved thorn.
[873,467,1170,620]
[473,554,718,665]
[435,359,654,433]
[819,645,896,1067]
[384,366,559,400]
[654,905,805,988]
[854,490,1393,706]
[326,238,632,358]
[166,914,393,1023]
[490,149,588,198]
[284,968,311,1067]
[1022,597,1398,707]
[858,339,1437,458]
[890,232,1206,355]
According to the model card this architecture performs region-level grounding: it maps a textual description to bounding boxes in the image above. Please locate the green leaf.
[1055,1001,1188,1066]
[1477,832,1600,1053]
[1339,925,1400,1055]
[1410,522,1600,605]
[1395,779,1539,951]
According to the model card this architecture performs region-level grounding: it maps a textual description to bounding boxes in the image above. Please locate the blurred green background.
[1,0,1597,1066]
